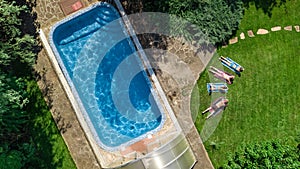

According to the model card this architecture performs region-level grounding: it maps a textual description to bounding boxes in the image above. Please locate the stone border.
[48,1,170,153]
[228,25,300,45]
[39,29,104,167]
[35,0,215,168]
[113,1,215,168]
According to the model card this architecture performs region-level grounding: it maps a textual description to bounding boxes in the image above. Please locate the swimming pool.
[49,2,165,150]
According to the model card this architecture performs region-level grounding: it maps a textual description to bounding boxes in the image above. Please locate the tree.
[0,0,75,168]
[0,0,25,41]
[222,140,300,169]
[0,150,23,169]
[0,0,37,168]
[142,0,244,44]
[167,0,244,44]
[0,0,36,73]
[0,71,29,138]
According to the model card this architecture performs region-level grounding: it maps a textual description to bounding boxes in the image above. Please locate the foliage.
[142,0,244,44]
[221,140,300,169]
[0,3,34,168]
[0,0,36,71]
[0,0,26,40]
[0,141,36,169]
[0,0,75,168]
[0,71,29,136]
[142,0,169,12]
[0,150,23,169]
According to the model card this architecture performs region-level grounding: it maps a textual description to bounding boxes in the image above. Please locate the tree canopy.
[0,0,76,168]
[222,140,300,169]
[0,0,36,72]
[142,0,244,44]
[0,0,37,168]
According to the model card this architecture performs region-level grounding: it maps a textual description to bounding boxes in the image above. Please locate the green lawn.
[237,0,300,34]
[194,0,300,168]
[26,81,76,169]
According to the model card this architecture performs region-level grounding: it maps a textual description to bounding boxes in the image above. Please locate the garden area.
[0,0,75,168]
[1,0,300,168]
[194,0,300,168]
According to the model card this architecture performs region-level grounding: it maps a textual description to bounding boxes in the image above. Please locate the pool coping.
[40,2,186,168]
[40,28,105,166]
[113,0,182,132]
[48,1,169,152]
[36,0,215,168]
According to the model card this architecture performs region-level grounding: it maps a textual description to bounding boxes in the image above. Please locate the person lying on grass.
[219,56,244,73]
[202,97,229,119]
[209,66,235,84]
[207,83,228,95]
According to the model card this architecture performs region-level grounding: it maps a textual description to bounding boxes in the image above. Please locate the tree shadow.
[242,0,289,17]
[10,0,73,168]
[120,0,143,14]
[13,0,41,77]
[25,81,67,169]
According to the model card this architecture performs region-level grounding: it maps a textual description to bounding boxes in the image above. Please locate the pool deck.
[34,0,214,168]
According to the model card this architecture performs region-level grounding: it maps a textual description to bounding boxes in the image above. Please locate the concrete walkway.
[34,0,214,168]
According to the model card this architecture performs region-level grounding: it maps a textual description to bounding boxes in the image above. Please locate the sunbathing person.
[210,85,227,91]
[202,97,228,119]
[219,56,244,73]
[207,83,228,95]
[209,66,235,84]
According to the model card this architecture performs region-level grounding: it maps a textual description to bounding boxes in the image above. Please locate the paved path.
[146,37,215,169]
[34,0,214,168]
[35,1,103,169]
[228,25,300,45]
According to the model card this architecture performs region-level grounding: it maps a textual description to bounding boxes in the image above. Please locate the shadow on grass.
[1,0,75,168]
[193,70,211,132]
[242,0,289,17]
[25,80,75,169]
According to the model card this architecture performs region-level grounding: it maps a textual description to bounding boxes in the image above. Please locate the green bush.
[143,0,244,44]
[0,0,75,168]
[222,140,300,169]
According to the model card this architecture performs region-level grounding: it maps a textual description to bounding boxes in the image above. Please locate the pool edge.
[41,0,202,168]
[39,28,106,167]
[40,3,176,168]
[48,1,168,152]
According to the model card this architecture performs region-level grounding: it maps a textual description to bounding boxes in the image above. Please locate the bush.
[142,0,244,44]
[222,140,300,169]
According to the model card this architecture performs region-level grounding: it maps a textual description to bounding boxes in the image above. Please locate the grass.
[193,0,300,168]
[26,80,76,169]
[236,0,300,35]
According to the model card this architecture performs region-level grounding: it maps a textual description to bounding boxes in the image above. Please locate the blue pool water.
[50,3,164,150]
